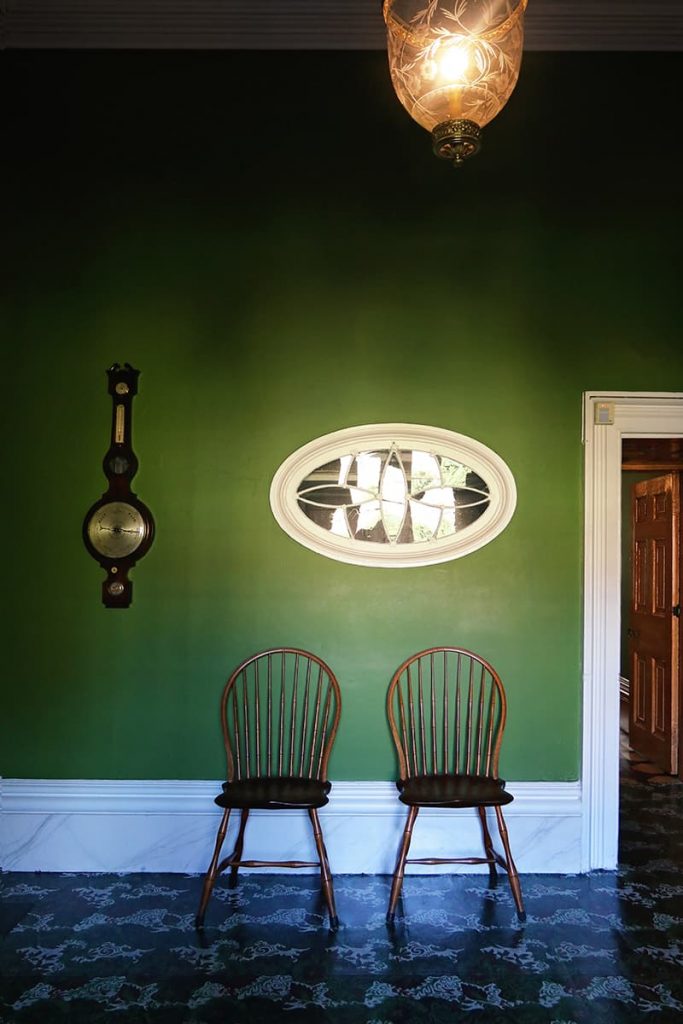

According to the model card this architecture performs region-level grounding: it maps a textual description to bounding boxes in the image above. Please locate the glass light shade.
[383,0,527,165]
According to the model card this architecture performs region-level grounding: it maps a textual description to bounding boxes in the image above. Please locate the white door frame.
[582,391,683,870]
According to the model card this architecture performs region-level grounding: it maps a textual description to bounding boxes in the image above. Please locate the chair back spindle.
[221,648,341,783]
[387,647,508,780]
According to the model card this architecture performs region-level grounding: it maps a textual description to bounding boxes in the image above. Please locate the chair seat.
[398,773,514,808]
[215,777,332,810]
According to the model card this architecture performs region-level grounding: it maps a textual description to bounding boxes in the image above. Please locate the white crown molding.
[2,1,682,51]
[1,777,582,874]
[581,392,683,871]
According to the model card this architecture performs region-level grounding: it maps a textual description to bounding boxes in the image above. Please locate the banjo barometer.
[83,363,155,607]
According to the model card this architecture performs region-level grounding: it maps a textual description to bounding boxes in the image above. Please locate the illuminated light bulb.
[436,39,472,84]
[384,0,528,167]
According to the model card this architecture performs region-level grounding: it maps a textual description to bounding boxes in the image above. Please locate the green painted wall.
[3,51,682,783]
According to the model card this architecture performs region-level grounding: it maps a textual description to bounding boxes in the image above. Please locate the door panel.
[633,655,647,726]
[633,540,647,612]
[653,660,666,735]
[654,540,667,614]
[628,473,680,773]
[636,495,649,523]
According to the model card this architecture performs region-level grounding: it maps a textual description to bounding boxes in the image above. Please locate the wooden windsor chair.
[386,647,525,922]
[196,648,342,929]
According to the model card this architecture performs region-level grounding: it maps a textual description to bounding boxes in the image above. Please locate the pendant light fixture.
[383,0,528,167]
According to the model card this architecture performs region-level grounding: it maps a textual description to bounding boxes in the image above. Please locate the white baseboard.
[0,778,582,875]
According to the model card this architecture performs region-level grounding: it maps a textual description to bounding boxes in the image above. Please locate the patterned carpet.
[2,764,683,1023]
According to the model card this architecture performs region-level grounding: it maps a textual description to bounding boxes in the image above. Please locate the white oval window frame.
[269,423,517,568]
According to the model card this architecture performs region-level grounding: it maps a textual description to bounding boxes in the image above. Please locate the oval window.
[270,424,516,567]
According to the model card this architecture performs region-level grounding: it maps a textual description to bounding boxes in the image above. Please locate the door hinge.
[674,604,681,618]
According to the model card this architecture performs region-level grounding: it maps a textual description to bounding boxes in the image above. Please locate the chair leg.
[494,805,526,922]
[387,805,419,923]
[477,806,498,883]
[228,809,250,881]
[308,808,338,929]
[196,807,231,929]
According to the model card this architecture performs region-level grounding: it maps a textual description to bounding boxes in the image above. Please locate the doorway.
[582,392,683,872]
[620,440,683,781]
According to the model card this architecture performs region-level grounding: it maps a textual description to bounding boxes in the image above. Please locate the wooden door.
[628,474,680,773]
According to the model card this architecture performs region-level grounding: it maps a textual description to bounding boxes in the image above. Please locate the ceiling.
[2,0,682,51]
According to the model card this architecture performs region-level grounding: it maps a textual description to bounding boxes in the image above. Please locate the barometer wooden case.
[83,363,155,607]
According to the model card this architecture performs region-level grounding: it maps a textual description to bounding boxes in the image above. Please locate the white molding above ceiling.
[2,0,682,51]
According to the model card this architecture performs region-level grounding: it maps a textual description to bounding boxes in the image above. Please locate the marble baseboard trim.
[0,778,582,875]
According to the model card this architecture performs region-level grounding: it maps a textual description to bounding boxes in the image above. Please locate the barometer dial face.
[86,501,146,558]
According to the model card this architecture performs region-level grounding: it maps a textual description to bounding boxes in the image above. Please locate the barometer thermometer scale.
[83,363,154,607]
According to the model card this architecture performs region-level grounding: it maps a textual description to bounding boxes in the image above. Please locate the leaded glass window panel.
[270,424,516,568]
[296,446,490,545]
